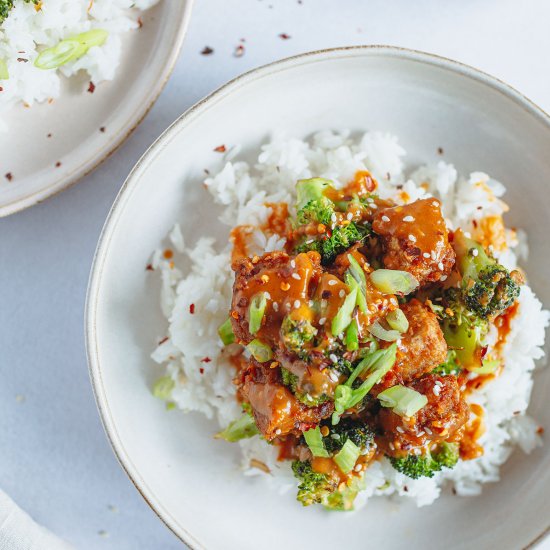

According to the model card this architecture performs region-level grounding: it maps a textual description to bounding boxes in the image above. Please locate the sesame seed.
[414,448,421,456]
[389,442,395,451]
[273,302,279,312]
[432,201,439,207]
[431,251,437,260]
[464,231,472,238]
[339,289,346,298]
[331,433,341,440]
[433,385,441,396]
[417,431,425,437]
[321,299,328,308]
[319,317,326,325]
[290,260,296,268]
[291,273,301,280]
[440,275,448,281]
[328,279,337,286]
[396,427,405,434]
[435,380,443,387]
[294,300,300,309]
[329,371,339,382]
[438,262,444,271]
[403,215,414,222]
[408,234,417,242]
[347,212,353,220]
[275,428,282,435]
[423,252,430,258]
[331,213,337,222]
[308,300,314,307]
[329,353,338,363]
[425,427,432,435]
[354,464,362,472]
[285,302,291,310]
[370,204,378,209]
[306,239,314,244]
[382,215,390,222]
[472,249,479,257]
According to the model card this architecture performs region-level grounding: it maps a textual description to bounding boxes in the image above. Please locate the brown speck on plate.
[201,46,214,55]
[145,263,154,271]
[438,147,444,155]
[88,81,96,94]
[234,44,245,57]
[100,126,106,133]
[214,145,226,153]
[17,58,28,63]
[55,161,62,168]
[5,172,13,182]
[137,17,143,28]
[47,133,52,138]
[279,33,291,39]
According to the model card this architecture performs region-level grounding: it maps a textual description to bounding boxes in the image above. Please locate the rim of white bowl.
[86,45,550,550]
[0,0,195,218]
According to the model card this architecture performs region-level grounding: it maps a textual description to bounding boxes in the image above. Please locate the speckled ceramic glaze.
[86,47,550,550]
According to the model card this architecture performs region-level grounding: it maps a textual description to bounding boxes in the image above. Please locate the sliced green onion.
[218,318,235,345]
[303,426,330,457]
[345,272,367,313]
[368,321,401,342]
[216,413,259,442]
[296,177,333,209]
[377,385,428,417]
[333,384,353,418]
[246,339,273,362]
[469,359,500,375]
[370,269,419,295]
[35,29,108,70]
[334,439,360,474]
[248,292,267,335]
[386,309,409,333]
[0,60,8,80]
[331,286,358,336]
[152,376,175,401]
[347,254,366,292]
[345,319,359,351]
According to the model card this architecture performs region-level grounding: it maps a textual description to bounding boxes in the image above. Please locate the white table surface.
[1,1,550,548]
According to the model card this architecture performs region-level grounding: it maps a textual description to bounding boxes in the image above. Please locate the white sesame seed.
[389,442,395,451]
[417,431,425,437]
[423,252,430,258]
[354,464,362,472]
[294,300,300,309]
[403,215,414,222]
[275,428,281,435]
[432,201,439,207]
[321,299,328,308]
[329,371,339,382]
[370,203,378,209]
[273,302,279,312]
[431,251,437,260]
[390,297,398,305]
[382,215,390,222]
[414,448,421,456]
[440,275,448,281]
[396,426,405,434]
[460,385,466,392]
[438,262,445,271]
[306,239,314,244]
[291,273,301,280]
[347,212,353,220]
[435,380,443,387]
[290,260,296,268]
[339,289,346,298]
[464,231,472,238]
[425,427,432,435]
[329,353,338,363]
[331,433,341,440]
[433,385,441,396]
[285,302,291,310]
[328,279,337,286]
[319,317,326,325]
[308,300,314,307]
[331,213,337,222]
[264,292,271,300]
[408,234,417,242]
[472,249,479,257]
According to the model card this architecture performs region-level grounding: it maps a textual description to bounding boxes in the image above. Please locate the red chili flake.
[201,46,214,55]
[137,17,143,28]
[17,58,28,63]
[189,303,195,314]
[214,145,226,153]
[201,357,212,363]
[472,219,478,228]
[88,81,96,94]
[234,44,245,57]
[145,263,154,271]
[480,345,488,358]
[537,426,545,435]
[163,249,173,259]
[100,127,106,133]
[55,161,62,168]
[5,172,13,182]
[199,367,205,374]
[158,336,169,345]
[0,87,3,92]
[279,33,291,39]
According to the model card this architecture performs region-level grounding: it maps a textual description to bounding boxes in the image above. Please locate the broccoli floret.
[322,418,375,454]
[1,0,39,25]
[432,350,462,376]
[296,222,370,265]
[281,367,328,406]
[292,460,360,510]
[280,315,317,355]
[388,442,459,479]
[297,197,335,226]
[453,229,522,318]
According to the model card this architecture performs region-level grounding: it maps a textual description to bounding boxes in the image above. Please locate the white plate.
[0,0,193,217]
[86,47,550,549]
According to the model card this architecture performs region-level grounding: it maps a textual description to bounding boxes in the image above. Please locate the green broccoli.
[0,0,39,25]
[322,418,375,454]
[296,222,370,265]
[280,315,317,355]
[432,350,462,376]
[297,197,335,226]
[280,368,328,406]
[453,229,522,318]
[388,442,459,479]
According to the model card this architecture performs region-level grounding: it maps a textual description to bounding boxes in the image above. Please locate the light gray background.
[1,0,550,548]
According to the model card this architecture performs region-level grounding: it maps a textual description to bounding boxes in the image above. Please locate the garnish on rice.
[219,172,524,509]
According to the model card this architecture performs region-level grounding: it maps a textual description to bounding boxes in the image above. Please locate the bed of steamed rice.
[0,0,159,131]
[150,130,549,508]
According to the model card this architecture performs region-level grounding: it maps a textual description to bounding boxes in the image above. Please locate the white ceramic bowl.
[86,46,550,550]
[0,0,193,217]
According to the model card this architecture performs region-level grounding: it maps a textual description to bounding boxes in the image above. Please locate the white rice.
[150,130,549,507]
[0,0,159,131]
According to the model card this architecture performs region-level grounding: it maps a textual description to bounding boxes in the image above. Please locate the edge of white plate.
[0,0,195,218]
[85,45,550,550]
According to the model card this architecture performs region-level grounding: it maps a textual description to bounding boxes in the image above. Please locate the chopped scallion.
[218,318,235,345]
[469,359,500,375]
[246,339,273,362]
[0,59,8,80]
[347,254,366,292]
[216,413,259,442]
[334,439,360,474]
[249,292,268,335]
[368,320,401,342]
[345,319,359,351]
[152,376,175,401]
[370,269,419,295]
[331,286,358,336]
[377,384,428,417]
[303,426,330,457]
[386,308,409,333]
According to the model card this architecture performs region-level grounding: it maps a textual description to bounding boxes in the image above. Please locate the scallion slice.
[303,426,330,457]
[347,254,367,292]
[368,321,401,342]
[345,272,367,313]
[331,286,358,336]
[34,29,108,70]
[246,339,273,362]
[377,384,428,417]
[386,308,409,333]
[469,359,500,375]
[218,318,235,345]
[152,376,175,401]
[0,59,8,80]
[334,439,360,474]
[345,319,359,351]
[216,413,259,442]
[370,269,419,295]
[248,292,267,335]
